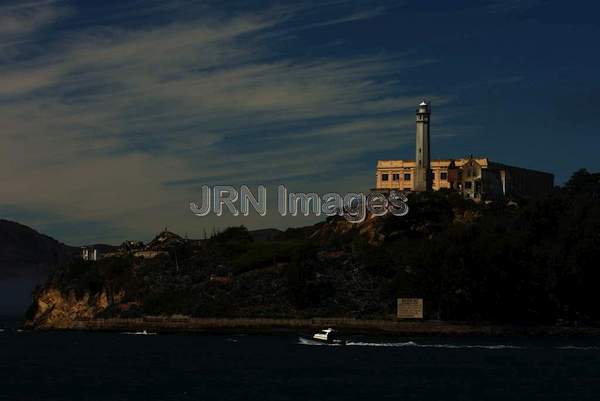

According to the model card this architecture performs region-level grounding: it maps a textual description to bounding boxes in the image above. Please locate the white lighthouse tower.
[414,100,432,192]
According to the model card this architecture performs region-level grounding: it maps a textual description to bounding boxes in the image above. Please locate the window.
[440,172,448,180]
[392,173,400,181]
[382,174,389,181]
[404,173,411,181]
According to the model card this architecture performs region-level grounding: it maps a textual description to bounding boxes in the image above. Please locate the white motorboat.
[311,328,346,345]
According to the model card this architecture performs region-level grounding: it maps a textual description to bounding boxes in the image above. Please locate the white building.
[81,247,98,261]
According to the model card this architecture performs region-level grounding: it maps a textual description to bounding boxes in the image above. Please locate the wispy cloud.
[486,0,543,14]
[0,1,439,244]
[0,1,67,37]
[297,6,388,29]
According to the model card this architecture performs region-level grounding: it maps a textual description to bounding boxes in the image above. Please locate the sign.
[397,298,423,319]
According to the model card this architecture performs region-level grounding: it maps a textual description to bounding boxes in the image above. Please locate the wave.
[346,341,521,349]
[121,330,157,335]
[298,337,520,349]
[556,345,600,350]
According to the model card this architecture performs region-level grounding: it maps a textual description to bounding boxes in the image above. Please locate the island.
[25,169,600,336]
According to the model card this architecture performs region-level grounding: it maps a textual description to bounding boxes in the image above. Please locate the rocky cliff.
[26,287,124,329]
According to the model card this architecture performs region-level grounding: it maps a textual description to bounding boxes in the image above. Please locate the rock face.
[26,288,123,329]
[311,213,403,245]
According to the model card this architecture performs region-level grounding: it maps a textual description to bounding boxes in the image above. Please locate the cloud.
[0,1,67,38]
[0,1,439,244]
[486,0,543,15]
[296,6,388,29]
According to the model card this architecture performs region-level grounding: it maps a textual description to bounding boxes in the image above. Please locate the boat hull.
[299,336,347,346]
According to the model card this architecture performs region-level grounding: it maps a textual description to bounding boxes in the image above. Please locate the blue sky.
[0,0,599,245]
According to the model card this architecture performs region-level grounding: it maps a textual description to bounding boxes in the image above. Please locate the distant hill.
[0,220,77,278]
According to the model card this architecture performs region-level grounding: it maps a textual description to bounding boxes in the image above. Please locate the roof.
[377,158,490,169]
[147,229,183,249]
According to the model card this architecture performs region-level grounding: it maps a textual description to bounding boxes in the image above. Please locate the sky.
[0,0,599,245]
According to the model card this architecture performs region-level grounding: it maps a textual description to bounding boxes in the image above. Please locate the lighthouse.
[414,100,432,192]
[375,101,554,199]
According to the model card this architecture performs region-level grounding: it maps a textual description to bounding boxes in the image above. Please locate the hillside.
[0,220,77,278]
[26,169,600,329]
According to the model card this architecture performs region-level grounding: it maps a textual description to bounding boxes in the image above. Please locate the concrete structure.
[375,102,554,201]
[81,247,98,261]
[133,250,169,259]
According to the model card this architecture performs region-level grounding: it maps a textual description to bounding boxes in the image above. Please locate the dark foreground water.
[2,325,600,400]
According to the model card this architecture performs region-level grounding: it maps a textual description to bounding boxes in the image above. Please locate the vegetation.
[34,169,600,324]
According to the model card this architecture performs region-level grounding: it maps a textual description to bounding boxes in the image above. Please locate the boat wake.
[121,330,157,336]
[298,337,521,349]
[556,345,600,350]
[346,341,522,349]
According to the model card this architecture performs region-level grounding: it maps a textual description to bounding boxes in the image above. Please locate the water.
[1,328,600,400]
[0,275,44,316]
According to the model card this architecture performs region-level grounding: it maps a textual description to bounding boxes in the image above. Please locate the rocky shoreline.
[24,317,600,337]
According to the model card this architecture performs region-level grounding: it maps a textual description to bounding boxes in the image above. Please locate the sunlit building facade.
[375,102,554,201]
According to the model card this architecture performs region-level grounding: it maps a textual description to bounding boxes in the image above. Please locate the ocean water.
[1,325,600,400]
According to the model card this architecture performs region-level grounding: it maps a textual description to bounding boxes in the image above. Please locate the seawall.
[29,317,600,336]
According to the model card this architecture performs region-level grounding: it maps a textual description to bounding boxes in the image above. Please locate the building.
[375,102,554,201]
[120,240,145,251]
[133,250,169,259]
[131,229,183,259]
[81,247,98,261]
